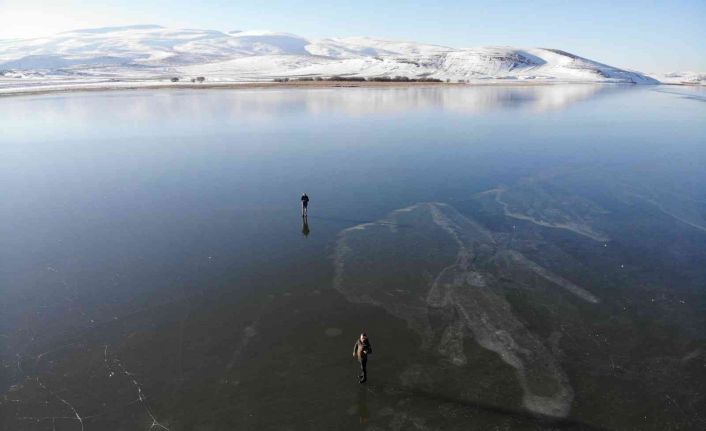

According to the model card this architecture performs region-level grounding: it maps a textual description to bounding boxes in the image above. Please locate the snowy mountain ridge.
[0,24,672,86]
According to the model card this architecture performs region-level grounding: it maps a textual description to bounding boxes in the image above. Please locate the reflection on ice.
[2,84,614,129]
[334,203,599,417]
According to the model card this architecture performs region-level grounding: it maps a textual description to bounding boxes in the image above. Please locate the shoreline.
[0,80,461,98]
[0,79,666,98]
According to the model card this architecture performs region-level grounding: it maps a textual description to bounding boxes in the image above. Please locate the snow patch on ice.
[333,202,594,417]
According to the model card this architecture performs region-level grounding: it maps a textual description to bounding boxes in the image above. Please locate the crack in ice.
[104,345,170,430]
[333,202,593,417]
[36,377,84,431]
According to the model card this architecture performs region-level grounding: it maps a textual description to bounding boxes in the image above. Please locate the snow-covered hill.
[0,24,665,90]
[648,72,706,86]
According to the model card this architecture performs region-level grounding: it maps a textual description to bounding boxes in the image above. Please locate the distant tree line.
[273,76,445,83]
[168,77,206,83]
[182,77,205,83]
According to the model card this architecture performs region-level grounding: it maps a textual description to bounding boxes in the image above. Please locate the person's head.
[360,332,367,341]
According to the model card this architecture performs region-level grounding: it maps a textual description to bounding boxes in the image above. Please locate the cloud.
[0,0,126,38]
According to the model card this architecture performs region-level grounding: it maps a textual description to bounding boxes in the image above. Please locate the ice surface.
[479,180,611,242]
[333,203,599,417]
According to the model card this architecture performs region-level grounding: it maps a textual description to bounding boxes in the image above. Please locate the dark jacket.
[353,338,372,361]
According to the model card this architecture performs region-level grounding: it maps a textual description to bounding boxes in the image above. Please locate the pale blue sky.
[0,0,704,72]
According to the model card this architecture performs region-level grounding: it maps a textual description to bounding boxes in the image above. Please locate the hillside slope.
[0,25,660,85]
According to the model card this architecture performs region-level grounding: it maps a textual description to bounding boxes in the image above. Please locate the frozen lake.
[1,84,705,430]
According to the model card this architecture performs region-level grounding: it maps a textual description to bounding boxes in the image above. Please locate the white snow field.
[1,24,696,94]
[647,72,706,85]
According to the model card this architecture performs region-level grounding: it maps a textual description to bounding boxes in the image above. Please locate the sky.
[0,0,704,72]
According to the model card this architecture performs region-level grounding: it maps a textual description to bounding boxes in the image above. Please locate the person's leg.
[360,357,367,382]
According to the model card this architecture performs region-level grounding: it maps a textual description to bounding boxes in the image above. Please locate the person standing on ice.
[352,332,372,383]
[301,193,309,216]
